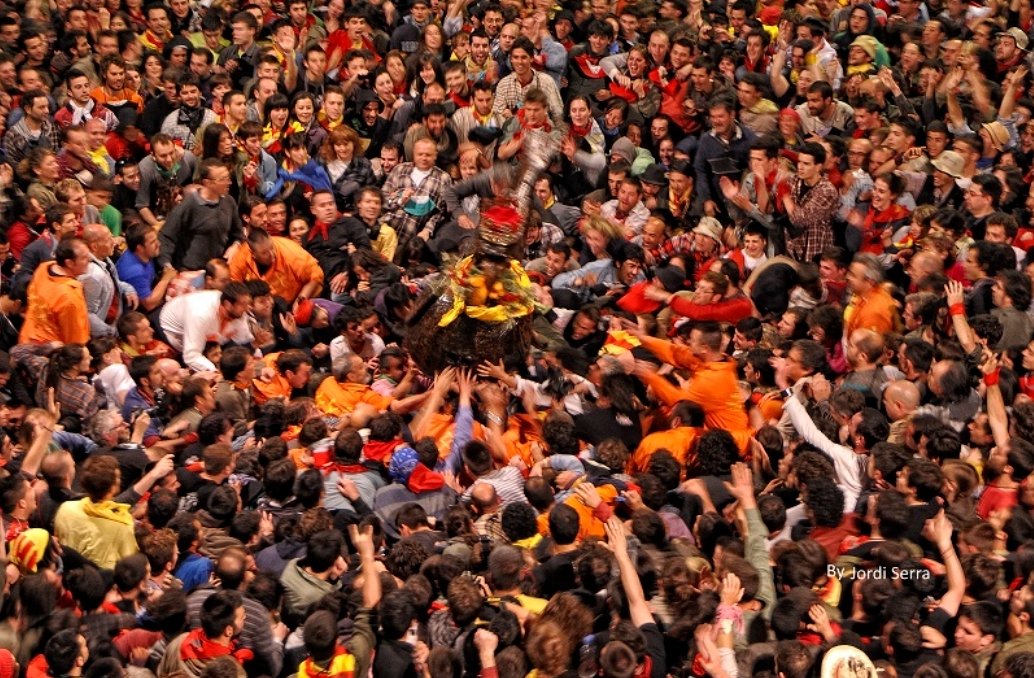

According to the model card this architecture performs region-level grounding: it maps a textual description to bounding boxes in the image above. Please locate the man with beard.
[402,103,459,170]
[54,69,118,131]
[3,89,61,166]
[465,30,497,84]
[160,74,216,151]
[450,81,505,155]
[159,282,253,373]
[349,89,390,159]
[161,590,253,676]
[795,80,855,139]
[137,134,199,228]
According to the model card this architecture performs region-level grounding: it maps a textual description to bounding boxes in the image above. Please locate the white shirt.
[329,333,386,373]
[94,363,135,410]
[159,290,254,372]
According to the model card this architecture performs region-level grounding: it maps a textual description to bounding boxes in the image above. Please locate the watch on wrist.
[780,387,794,399]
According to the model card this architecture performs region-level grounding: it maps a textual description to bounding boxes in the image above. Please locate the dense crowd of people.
[0,0,1032,676]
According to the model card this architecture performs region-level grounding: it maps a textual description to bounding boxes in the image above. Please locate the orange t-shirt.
[537,482,620,541]
[628,426,699,474]
[251,352,293,405]
[315,379,392,418]
[228,237,324,303]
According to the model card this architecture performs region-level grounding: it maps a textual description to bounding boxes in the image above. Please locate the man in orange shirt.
[20,238,92,345]
[631,321,753,454]
[316,354,426,427]
[228,227,324,305]
[628,401,704,473]
[252,349,313,405]
[843,252,899,337]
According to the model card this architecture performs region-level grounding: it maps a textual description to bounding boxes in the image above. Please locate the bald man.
[883,380,921,445]
[843,329,890,399]
[79,223,139,337]
[907,250,944,290]
[470,482,504,542]
[157,357,188,397]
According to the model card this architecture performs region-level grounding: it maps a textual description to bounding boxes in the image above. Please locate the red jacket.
[669,292,754,325]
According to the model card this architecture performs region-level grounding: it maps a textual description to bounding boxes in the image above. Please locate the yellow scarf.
[81,498,134,526]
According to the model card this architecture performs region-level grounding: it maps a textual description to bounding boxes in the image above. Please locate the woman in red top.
[854,172,912,255]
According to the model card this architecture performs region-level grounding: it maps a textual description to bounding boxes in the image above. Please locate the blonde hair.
[580,214,624,242]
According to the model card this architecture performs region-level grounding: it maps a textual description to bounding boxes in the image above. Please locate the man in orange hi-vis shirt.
[228,227,325,305]
[316,354,428,428]
[628,401,704,474]
[843,253,899,337]
[20,238,92,345]
[251,349,314,406]
[627,321,753,455]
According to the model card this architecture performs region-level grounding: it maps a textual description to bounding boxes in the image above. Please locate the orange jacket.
[315,379,391,418]
[629,426,699,474]
[536,482,619,541]
[252,352,293,405]
[20,263,90,345]
[417,412,485,461]
[844,285,898,337]
[229,236,324,303]
[638,335,752,453]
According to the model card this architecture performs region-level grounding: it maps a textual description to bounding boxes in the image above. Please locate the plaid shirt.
[3,117,62,166]
[381,162,453,252]
[11,344,102,424]
[492,70,565,125]
[785,175,839,263]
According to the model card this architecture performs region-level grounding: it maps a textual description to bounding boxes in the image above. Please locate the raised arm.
[604,517,653,627]
[945,281,978,354]
[981,351,1010,451]
[999,66,1028,122]
[925,511,964,618]
[944,68,966,131]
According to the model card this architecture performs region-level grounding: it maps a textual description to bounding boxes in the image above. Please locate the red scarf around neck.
[517,108,551,133]
[570,121,592,138]
[180,628,254,665]
[309,219,335,243]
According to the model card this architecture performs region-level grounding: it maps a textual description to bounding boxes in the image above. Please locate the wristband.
[984,370,1000,387]
[780,387,794,399]
[949,302,966,317]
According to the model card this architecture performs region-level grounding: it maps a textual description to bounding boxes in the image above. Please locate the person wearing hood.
[833,4,881,65]
[347,89,390,160]
[609,135,654,177]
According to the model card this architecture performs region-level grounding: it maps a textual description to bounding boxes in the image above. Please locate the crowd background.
[0,0,1033,677]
